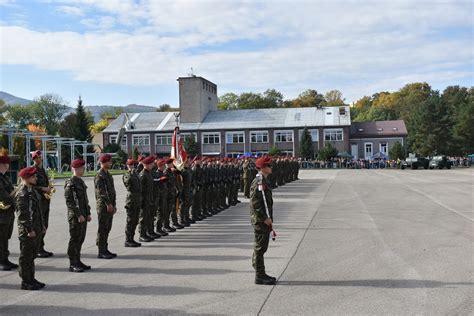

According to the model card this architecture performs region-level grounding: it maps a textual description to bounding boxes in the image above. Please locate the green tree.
[318,142,338,161]
[268,146,281,156]
[90,119,110,134]
[262,89,284,108]
[59,113,78,139]
[389,141,405,160]
[451,87,474,154]
[299,127,314,159]
[75,97,94,142]
[238,92,265,109]
[292,89,326,108]
[30,94,68,135]
[158,104,172,112]
[6,104,35,128]
[217,93,239,110]
[0,99,7,125]
[183,135,199,156]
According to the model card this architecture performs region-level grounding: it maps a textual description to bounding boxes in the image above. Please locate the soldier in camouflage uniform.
[201,158,211,218]
[95,154,117,259]
[123,159,142,247]
[191,157,203,221]
[164,158,180,231]
[179,158,193,227]
[154,159,169,236]
[0,153,18,271]
[249,156,276,285]
[64,159,92,272]
[31,150,54,258]
[138,156,157,242]
[15,167,46,290]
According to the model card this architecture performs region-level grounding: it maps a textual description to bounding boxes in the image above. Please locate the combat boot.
[0,260,12,271]
[106,249,117,258]
[78,261,91,271]
[155,229,168,237]
[21,281,42,290]
[255,273,276,285]
[98,251,113,259]
[125,240,142,247]
[33,278,46,288]
[69,264,85,273]
[3,258,18,269]
[139,235,153,242]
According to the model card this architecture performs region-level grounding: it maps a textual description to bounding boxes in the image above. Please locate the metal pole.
[42,138,48,169]
[57,139,62,173]
[8,131,13,154]
[26,134,31,166]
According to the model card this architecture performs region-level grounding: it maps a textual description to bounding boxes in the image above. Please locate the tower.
[177,76,218,123]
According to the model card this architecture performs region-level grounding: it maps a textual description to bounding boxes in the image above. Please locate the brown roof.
[350,120,407,138]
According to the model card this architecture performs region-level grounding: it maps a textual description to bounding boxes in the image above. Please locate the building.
[350,120,408,160]
[102,76,351,158]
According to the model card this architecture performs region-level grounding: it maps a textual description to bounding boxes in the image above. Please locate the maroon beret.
[99,154,112,163]
[71,159,85,168]
[256,156,272,169]
[157,159,166,167]
[18,167,37,179]
[137,155,144,162]
[31,150,42,159]
[165,158,174,164]
[142,155,155,165]
[126,159,137,166]
[0,154,10,164]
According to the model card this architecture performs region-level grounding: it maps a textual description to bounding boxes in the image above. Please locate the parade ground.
[0,169,472,315]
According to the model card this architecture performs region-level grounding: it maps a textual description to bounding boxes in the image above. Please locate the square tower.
[178,76,218,123]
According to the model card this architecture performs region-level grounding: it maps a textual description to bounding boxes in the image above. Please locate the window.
[299,129,319,142]
[132,134,150,146]
[365,143,373,159]
[250,131,268,143]
[155,134,172,145]
[251,151,268,157]
[227,152,244,158]
[202,133,220,144]
[275,131,293,143]
[324,129,343,141]
[181,132,197,142]
[380,142,388,155]
[226,132,244,144]
[109,135,127,146]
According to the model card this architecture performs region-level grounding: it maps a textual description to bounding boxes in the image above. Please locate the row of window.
[203,81,217,94]
[110,129,344,146]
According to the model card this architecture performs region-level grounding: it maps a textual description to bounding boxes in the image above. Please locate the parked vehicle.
[429,156,452,169]
[404,154,429,170]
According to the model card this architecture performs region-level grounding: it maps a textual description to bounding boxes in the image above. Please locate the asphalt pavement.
[0,168,472,315]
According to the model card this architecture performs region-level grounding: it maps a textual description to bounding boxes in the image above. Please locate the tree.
[90,119,110,134]
[318,142,338,161]
[75,97,94,142]
[324,90,346,107]
[238,92,265,109]
[451,87,474,154]
[262,89,284,108]
[299,127,314,159]
[6,104,35,128]
[292,89,326,108]
[158,104,172,112]
[183,135,199,156]
[0,99,7,125]
[217,93,239,110]
[389,141,405,160]
[59,113,78,139]
[268,146,281,156]
[30,94,68,135]
[133,147,140,160]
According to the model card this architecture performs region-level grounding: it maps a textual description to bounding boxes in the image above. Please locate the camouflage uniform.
[153,167,168,234]
[0,172,16,268]
[15,185,44,284]
[64,176,91,265]
[94,168,116,253]
[123,168,141,242]
[191,163,203,220]
[33,165,50,254]
[164,167,177,229]
[139,168,154,238]
[250,174,273,277]
[179,166,192,225]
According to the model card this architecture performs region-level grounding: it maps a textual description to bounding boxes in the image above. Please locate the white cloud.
[1,0,473,102]
[55,5,84,16]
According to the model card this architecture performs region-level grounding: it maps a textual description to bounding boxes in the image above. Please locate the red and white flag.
[171,127,187,169]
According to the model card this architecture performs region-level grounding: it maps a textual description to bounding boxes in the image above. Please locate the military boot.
[21,281,42,290]
[255,273,276,285]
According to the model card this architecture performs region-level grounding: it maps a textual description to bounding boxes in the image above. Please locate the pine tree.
[74,96,93,142]
[183,135,199,156]
[299,127,314,159]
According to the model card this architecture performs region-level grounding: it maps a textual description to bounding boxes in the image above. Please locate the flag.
[171,126,186,170]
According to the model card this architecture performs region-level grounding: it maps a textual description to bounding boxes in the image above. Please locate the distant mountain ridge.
[0,91,159,122]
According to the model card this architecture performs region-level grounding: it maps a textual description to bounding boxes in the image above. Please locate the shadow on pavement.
[276,279,474,288]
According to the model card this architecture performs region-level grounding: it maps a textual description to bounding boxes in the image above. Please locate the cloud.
[0,0,472,102]
[55,5,84,16]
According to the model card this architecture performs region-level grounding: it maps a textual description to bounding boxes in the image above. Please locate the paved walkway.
[0,169,472,315]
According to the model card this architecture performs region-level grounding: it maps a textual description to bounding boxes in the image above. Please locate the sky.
[0,0,472,108]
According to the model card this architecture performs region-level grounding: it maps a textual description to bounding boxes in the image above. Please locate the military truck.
[404,154,429,170]
[429,156,452,169]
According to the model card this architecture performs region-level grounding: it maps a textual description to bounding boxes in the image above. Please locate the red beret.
[126,159,137,166]
[18,167,37,179]
[165,158,174,164]
[157,159,166,167]
[71,159,85,168]
[256,156,272,169]
[137,155,144,162]
[31,150,41,159]
[99,154,112,163]
[0,154,10,164]
[142,155,155,165]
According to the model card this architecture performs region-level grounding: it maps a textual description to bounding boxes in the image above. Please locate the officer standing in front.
[64,158,92,272]
[249,156,276,285]
[95,154,117,259]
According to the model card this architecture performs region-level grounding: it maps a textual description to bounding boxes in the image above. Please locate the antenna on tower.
[189,67,195,77]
